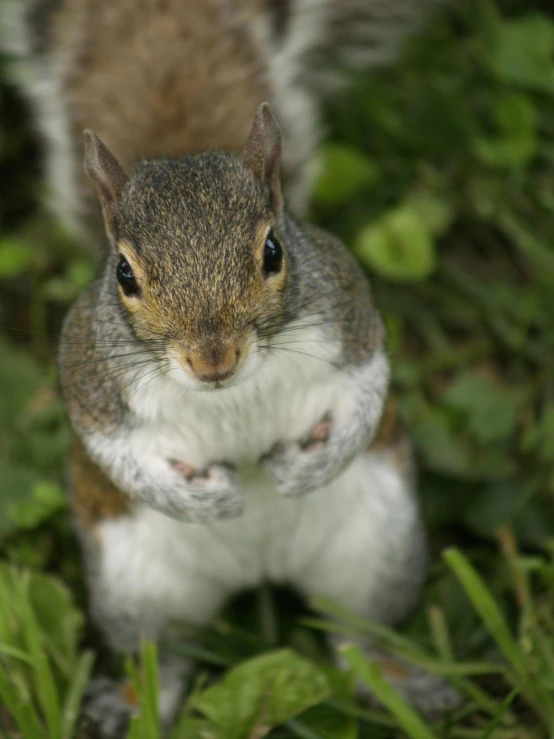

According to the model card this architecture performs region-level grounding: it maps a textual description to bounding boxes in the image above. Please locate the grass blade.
[309,597,429,658]
[141,641,160,739]
[16,574,62,739]
[444,548,554,729]
[340,643,439,739]
[479,687,520,739]
[126,641,161,739]
[0,645,34,664]
[443,549,527,682]
[61,650,94,739]
[0,665,44,739]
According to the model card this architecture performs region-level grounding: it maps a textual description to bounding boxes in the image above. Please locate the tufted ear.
[242,103,283,212]
[84,130,128,241]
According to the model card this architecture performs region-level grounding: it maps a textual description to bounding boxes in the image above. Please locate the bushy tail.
[267,0,450,92]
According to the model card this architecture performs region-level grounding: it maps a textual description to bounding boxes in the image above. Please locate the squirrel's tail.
[1,0,448,243]
[266,0,449,92]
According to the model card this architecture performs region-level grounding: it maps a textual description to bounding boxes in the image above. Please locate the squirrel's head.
[86,104,295,390]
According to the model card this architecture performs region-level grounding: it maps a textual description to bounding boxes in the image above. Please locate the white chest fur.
[93,325,423,639]
[126,326,343,469]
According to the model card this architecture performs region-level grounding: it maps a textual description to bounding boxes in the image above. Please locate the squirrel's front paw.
[170,460,245,522]
[262,418,350,497]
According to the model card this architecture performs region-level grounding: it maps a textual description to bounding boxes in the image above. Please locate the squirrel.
[1,0,459,735]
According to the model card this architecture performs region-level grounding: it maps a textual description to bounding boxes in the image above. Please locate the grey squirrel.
[1,0,458,735]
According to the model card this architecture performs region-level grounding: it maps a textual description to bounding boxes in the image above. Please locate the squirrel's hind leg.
[76,510,218,738]
[81,656,189,739]
[288,417,460,716]
[69,445,228,737]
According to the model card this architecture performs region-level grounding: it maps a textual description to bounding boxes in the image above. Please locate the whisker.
[57,351,157,373]
[125,363,171,402]
[255,344,356,379]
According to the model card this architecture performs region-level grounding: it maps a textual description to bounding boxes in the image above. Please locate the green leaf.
[0,466,42,542]
[408,403,471,476]
[288,667,357,739]
[0,240,36,277]
[444,372,525,443]
[354,202,436,281]
[407,194,454,236]
[289,706,358,739]
[189,649,330,738]
[42,258,96,302]
[474,93,538,168]
[7,482,66,530]
[489,15,554,94]
[315,144,379,206]
[463,483,552,546]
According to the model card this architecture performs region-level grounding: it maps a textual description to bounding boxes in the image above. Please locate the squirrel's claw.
[171,459,197,479]
[300,419,332,450]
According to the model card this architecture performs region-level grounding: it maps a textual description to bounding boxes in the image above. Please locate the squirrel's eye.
[263,231,283,275]
[116,257,139,296]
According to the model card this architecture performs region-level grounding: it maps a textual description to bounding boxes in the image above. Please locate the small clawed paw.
[262,441,316,497]
[262,415,336,496]
[173,461,245,520]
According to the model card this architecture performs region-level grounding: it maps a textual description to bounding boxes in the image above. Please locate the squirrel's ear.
[84,130,128,240]
[242,103,283,211]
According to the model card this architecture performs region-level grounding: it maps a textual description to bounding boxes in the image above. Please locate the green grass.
[1,0,554,736]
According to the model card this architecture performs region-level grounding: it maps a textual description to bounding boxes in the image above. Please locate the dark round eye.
[116,257,139,296]
[263,231,283,275]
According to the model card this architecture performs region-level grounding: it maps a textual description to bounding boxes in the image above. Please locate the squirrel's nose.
[187,347,240,384]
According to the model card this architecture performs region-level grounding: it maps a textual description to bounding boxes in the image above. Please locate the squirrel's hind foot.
[362,645,462,719]
[80,677,136,739]
[333,638,461,720]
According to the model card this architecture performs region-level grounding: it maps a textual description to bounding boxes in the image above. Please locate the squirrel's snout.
[187,346,241,384]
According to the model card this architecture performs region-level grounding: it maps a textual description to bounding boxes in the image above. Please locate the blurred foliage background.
[1,0,554,737]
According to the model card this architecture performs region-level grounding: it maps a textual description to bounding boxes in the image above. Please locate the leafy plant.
[0,565,93,739]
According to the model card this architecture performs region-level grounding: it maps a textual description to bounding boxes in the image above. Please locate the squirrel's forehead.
[123,182,264,231]
[124,209,263,246]
[127,159,259,204]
